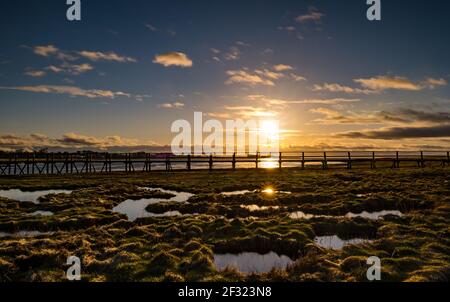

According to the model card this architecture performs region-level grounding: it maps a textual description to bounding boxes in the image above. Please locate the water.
[113,188,194,221]
[0,231,53,238]
[314,235,371,250]
[140,187,194,203]
[240,205,280,212]
[345,210,403,220]
[221,190,253,196]
[221,189,291,196]
[289,210,403,220]
[214,252,294,274]
[0,189,72,204]
[29,211,54,216]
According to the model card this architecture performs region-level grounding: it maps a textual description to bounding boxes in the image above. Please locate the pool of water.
[0,231,54,238]
[240,205,280,212]
[0,189,72,204]
[345,210,403,220]
[113,187,194,221]
[221,189,291,196]
[29,211,54,216]
[314,235,372,250]
[289,210,403,221]
[214,252,294,274]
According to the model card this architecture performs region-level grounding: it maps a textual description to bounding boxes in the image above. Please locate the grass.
[0,167,449,281]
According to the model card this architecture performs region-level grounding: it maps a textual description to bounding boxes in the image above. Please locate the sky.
[0,0,449,152]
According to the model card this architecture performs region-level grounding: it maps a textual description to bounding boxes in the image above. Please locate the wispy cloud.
[24,70,46,78]
[0,132,162,152]
[336,125,450,140]
[158,101,185,109]
[0,85,131,99]
[247,95,360,107]
[273,64,294,72]
[310,107,450,126]
[354,76,447,92]
[224,106,278,118]
[313,83,376,95]
[153,52,193,68]
[295,7,325,24]
[225,69,275,86]
[78,51,137,63]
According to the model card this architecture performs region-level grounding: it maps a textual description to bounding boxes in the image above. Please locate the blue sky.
[0,0,449,151]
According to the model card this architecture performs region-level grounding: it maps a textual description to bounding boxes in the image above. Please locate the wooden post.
[13,153,17,175]
[420,151,424,168]
[32,153,35,174]
[447,151,450,167]
[396,151,400,168]
[278,152,282,169]
[255,152,259,169]
[26,153,30,175]
[232,153,236,170]
[371,151,376,169]
[209,154,213,171]
[301,152,305,169]
[323,152,328,170]
[347,152,352,169]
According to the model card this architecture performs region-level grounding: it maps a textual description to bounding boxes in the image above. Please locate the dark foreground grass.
[0,167,449,281]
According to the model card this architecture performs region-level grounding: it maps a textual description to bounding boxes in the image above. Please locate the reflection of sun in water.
[260,159,278,169]
[262,187,274,194]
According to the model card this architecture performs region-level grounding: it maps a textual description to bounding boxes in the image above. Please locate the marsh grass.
[0,167,449,281]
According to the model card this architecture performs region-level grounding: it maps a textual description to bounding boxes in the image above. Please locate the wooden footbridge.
[0,151,449,176]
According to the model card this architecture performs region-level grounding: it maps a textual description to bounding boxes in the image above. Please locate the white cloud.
[153,52,193,68]
[296,7,325,23]
[273,64,294,72]
[158,101,185,109]
[0,85,131,99]
[78,51,137,63]
[24,70,46,78]
[225,69,275,86]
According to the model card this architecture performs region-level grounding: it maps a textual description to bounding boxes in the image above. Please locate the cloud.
[145,23,158,32]
[224,106,278,118]
[296,7,325,24]
[158,101,185,109]
[255,69,285,80]
[45,63,94,75]
[273,64,294,72]
[0,132,163,152]
[33,45,59,57]
[225,69,275,86]
[24,70,46,78]
[153,52,193,68]
[354,76,423,91]
[247,95,360,107]
[313,83,376,95]
[422,77,447,89]
[33,45,77,61]
[310,107,450,126]
[0,85,131,99]
[78,51,137,63]
[336,124,450,140]
[224,46,241,61]
[290,73,307,81]
[315,76,447,94]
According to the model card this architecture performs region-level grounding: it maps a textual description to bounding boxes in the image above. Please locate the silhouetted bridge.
[0,151,449,176]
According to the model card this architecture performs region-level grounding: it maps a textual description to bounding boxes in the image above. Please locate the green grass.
[0,167,449,281]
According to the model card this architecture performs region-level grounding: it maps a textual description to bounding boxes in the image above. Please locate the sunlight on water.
[214,252,294,274]
[0,189,72,204]
[0,231,54,238]
[314,235,372,250]
[113,188,194,221]
[240,205,280,212]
